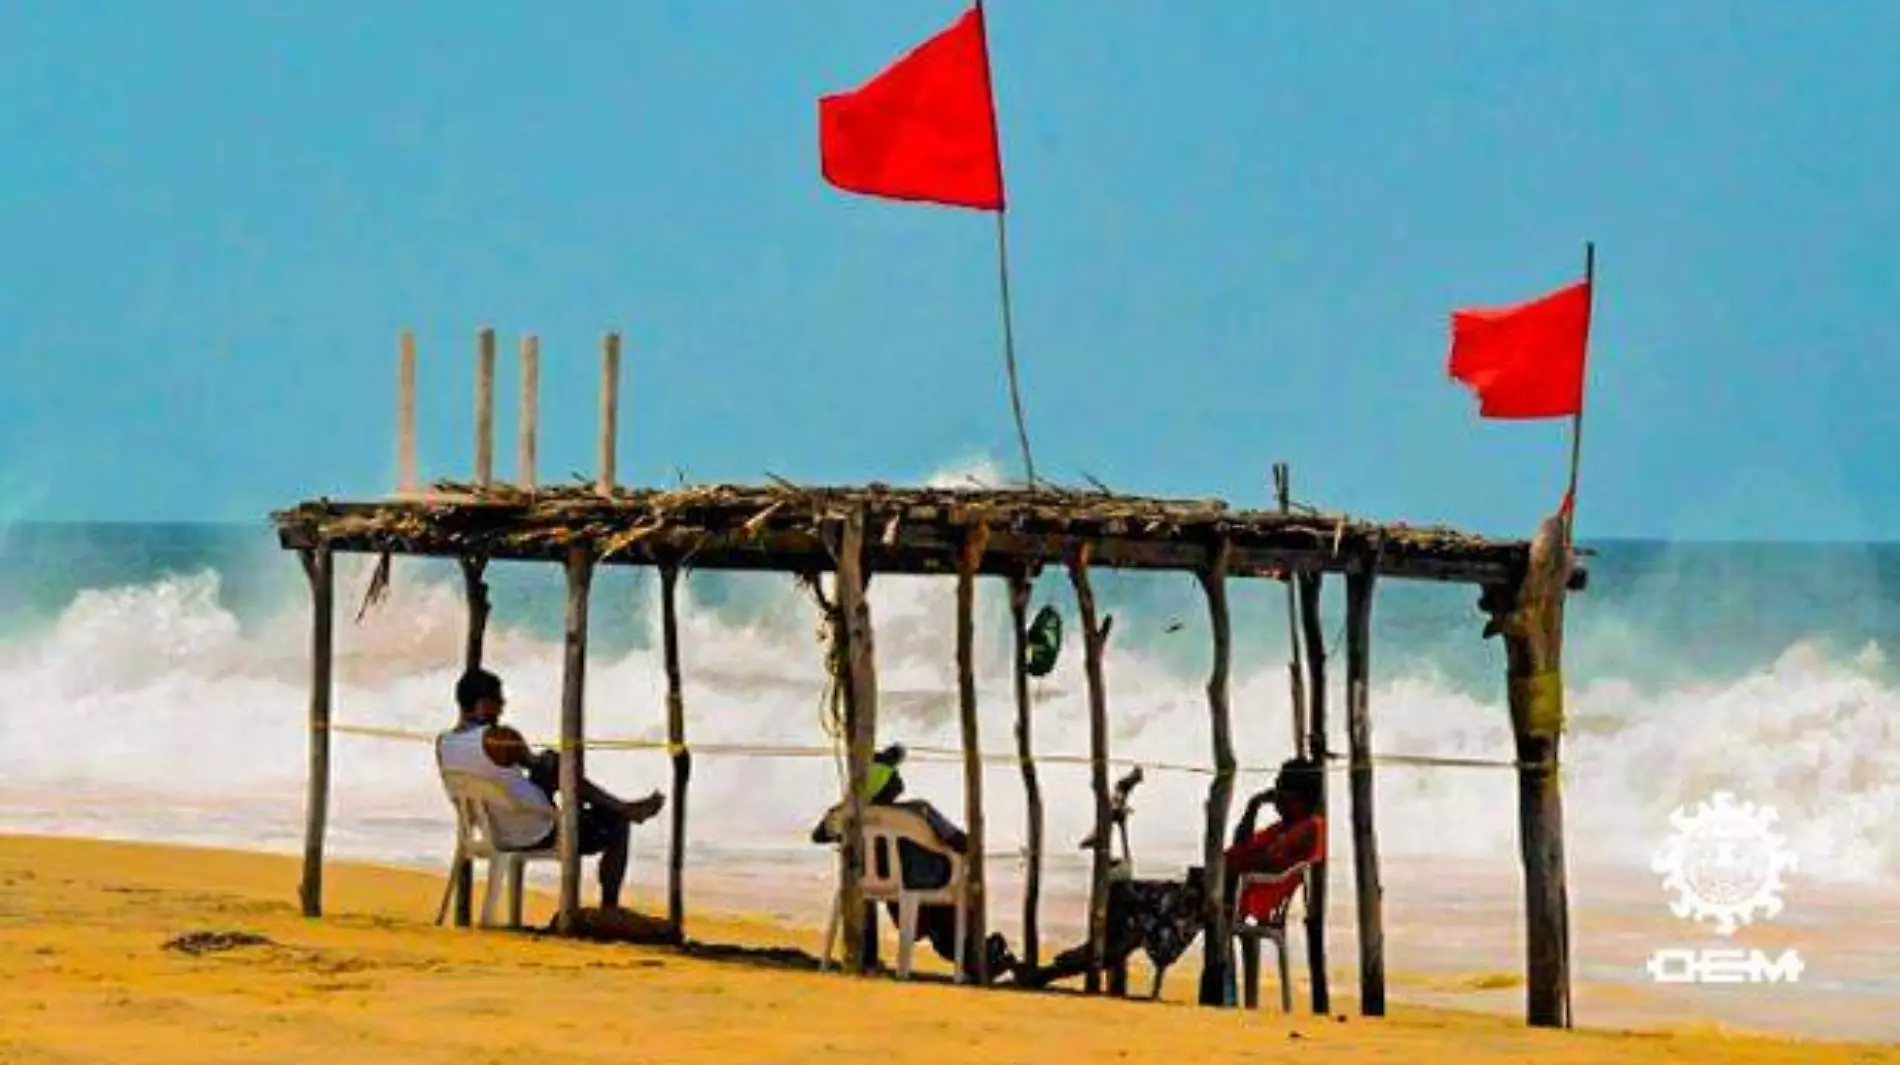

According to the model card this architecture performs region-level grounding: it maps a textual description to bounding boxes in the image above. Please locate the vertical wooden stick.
[660,562,691,940]
[834,511,880,974]
[452,555,491,927]
[1196,538,1236,1007]
[397,330,417,497]
[518,335,539,491]
[1275,464,1307,757]
[1297,571,1331,1015]
[1485,510,1574,1028]
[476,327,495,488]
[1009,571,1043,970]
[956,526,990,983]
[598,332,621,495]
[1345,569,1385,1016]
[1066,543,1112,994]
[555,544,594,934]
[297,543,334,919]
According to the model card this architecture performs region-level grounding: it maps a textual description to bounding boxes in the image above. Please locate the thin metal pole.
[994,211,1037,489]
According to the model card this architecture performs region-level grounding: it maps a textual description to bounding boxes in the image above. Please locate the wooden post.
[475,327,495,488]
[598,332,620,495]
[297,544,334,918]
[1345,569,1385,1016]
[660,562,691,940]
[1482,510,1574,1028]
[1275,464,1307,757]
[452,555,491,927]
[1196,538,1237,1007]
[1009,570,1043,970]
[1066,543,1113,994]
[834,510,880,974]
[1297,571,1331,1015]
[397,331,417,496]
[518,335,539,490]
[555,544,594,934]
[956,526,991,983]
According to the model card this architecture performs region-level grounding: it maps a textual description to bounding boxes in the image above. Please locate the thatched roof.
[271,480,1586,589]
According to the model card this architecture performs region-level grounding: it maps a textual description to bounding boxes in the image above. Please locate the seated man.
[1226,756,1326,926]
[810,743,1012,977]
[436,667,664,911]
[1009,757,1324,992]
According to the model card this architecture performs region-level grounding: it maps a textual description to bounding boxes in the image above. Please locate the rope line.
[329,724,1540,772]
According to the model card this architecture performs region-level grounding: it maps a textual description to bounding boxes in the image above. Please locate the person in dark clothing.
[810,744,1013,978]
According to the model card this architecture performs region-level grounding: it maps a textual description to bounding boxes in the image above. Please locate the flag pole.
[977,0,1037,490]
[1563,241,1594,534]
[994,210,1037,489]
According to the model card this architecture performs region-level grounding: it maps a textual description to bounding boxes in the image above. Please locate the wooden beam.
[555,544,594,933]
[1298,572,1331,1015]
[397,331,417,496]
[1345,569,1385,1016]
[660,562,691,940]
[276,510,1576,590]
[296,543,334,918]
[1275,463,1307,758]
[452,555,490,928]
[518,335,539,491]
[1196,537,1237,1007]
[476,327,496,488]
[598,332,621,495]
[1067,542,1113,994]
[834,510,880,974]
[956,525,990,984]
[1009,571,1043,970]
[1483,510,1574,1028]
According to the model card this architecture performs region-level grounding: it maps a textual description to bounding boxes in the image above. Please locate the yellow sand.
[1,834,1891,1065]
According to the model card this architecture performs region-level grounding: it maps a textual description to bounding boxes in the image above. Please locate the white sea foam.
[0,545,1894,887]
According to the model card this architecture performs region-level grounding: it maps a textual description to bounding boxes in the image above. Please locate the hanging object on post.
[1025,604,1062,677]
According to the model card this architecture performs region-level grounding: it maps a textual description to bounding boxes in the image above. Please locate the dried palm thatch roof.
[271,480,1587,588]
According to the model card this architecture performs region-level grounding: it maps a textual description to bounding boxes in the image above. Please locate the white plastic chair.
[1231,862,1311,1011]
[434,767,562,929]
[820,805,968,981]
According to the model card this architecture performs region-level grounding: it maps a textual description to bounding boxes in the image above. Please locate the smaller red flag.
[819,5,1005,212]
[1447,280,1592,419]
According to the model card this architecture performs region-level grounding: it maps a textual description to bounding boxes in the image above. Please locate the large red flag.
[819,5,1005,211]
[1447,279,1592,419]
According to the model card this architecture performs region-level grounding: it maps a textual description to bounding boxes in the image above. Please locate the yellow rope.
[328,724,1532,772]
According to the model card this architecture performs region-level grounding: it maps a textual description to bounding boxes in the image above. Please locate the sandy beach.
[2,833,1892,1065]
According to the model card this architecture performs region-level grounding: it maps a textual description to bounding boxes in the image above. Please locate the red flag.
[819,5,1005,211]
[1447,280,1592,419]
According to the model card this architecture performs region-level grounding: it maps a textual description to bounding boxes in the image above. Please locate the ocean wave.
[1,553,1893,887]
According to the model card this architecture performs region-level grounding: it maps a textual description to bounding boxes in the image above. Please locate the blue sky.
[2,2,1895,538]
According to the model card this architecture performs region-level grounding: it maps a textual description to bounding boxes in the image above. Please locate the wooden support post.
[518,335,539,490]
[660,562,691,940]
[1008,570,1043,970]
[555,544,594,934]
[475,327,495,488]
[598,332,620,495]
[397,330,417,496]
[1482,510,1574,1028]
[297,544,334,918]
[1297,571,1331,1015]
[1275,464,1307,757]
[451,555,491,927]
[834,511,880,974]
[1196,538,1236,1007]
[1066,543,1113,994]
[956,525,991,983]
[1345,569,1385,1016]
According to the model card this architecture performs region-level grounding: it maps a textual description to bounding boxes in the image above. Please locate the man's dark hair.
[1275,756,1323,809]
[455,668,503,710]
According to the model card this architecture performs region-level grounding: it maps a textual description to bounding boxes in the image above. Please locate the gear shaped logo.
[1651,791,1798,936]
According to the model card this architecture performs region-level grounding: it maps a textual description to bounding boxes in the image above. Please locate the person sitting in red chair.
[1225,756,1326,925]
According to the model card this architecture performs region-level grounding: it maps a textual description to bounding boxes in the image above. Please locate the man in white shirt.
[437,668,663,910]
